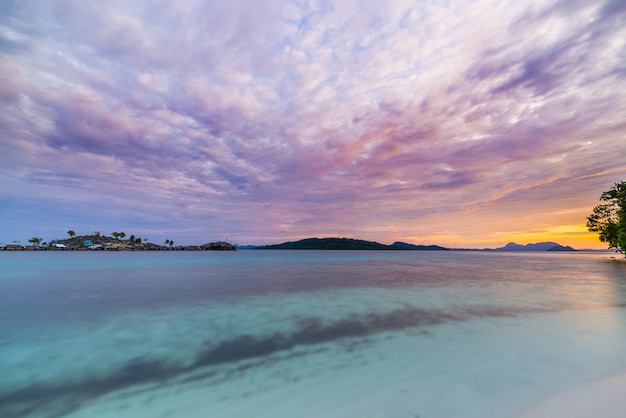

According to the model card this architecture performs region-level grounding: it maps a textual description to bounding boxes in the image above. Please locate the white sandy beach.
[520,371,626,418]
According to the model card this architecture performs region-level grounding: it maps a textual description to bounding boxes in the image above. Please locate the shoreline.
[519,371,626,418]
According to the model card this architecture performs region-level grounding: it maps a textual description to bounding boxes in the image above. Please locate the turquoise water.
[1,251,625,417]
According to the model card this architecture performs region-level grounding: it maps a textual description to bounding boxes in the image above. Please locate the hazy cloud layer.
[2,0,625,247]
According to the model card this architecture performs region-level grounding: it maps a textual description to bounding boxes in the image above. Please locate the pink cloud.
[1,0,625,247]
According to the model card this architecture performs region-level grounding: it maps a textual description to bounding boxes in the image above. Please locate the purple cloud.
[1,0,626,248]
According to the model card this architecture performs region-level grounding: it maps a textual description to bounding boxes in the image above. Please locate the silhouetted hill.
[199,241,237,251]
[391,242,448,251]
[256,238,393,250]
[254,238,449,250]
[547,244,576,252]
[495,242,576,252]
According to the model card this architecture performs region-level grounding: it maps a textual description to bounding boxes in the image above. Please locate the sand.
[520,371,626,418]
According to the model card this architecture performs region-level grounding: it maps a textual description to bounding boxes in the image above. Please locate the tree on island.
[587,181,626,257]
[28,237,43,246]
[111,231,126,240]
[205,241,237,251]
[67,230,76,238]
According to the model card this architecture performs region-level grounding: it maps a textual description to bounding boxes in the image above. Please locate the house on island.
[83,239,93,246]
[2,244,23,251]
[105,242,124,250]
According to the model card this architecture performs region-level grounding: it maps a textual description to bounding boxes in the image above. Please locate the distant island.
[0,233,237,251]
[245,238,578,252]
[250,237,448,250]
[1,233,580,253]
[492,242,576,252]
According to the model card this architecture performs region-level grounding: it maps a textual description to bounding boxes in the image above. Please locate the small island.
[493,242,576,252]
[0,231,237,251]
[251,237,448,250]
[1,233,581,253]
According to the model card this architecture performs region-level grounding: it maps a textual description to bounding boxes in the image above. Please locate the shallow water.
[1,250,625,417]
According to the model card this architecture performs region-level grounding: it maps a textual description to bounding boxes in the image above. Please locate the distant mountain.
[244,239,576,252]
[391,242,448,251]
[495,242,576,252]
[254,237,449,250]
[547,244,576,252]
[199,241,237,251]
[257,237,392,250]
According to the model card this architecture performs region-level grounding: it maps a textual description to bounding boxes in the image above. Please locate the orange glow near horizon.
[393,223,607,250]
[492,229,606,250]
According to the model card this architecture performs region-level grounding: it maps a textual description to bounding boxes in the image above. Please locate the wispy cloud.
[2,0,625,246]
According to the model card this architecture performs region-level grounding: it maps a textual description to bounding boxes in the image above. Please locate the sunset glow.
[2,0,625,248]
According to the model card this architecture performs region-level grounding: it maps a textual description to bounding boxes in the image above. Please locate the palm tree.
[67,230,76,238]
[111,232,120,240]
[119,232,126,240]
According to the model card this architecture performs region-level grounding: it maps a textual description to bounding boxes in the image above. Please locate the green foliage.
[28,237,43,245]
[587,181,626,256]
[67,230,76,238]
[206,241,237,251]
[260,237,397,250]
[251,238,448,251]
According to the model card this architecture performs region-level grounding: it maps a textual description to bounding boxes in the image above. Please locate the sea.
[1,250,625,418]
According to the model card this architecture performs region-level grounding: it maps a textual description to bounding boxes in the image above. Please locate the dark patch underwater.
[0,303,567,417]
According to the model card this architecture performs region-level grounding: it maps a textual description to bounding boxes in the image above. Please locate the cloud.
[1,0,626,246]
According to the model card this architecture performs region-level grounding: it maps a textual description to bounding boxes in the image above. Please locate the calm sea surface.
[1,250,625,417]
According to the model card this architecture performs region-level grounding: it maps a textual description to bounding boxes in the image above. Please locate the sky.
[1,0,626,248]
